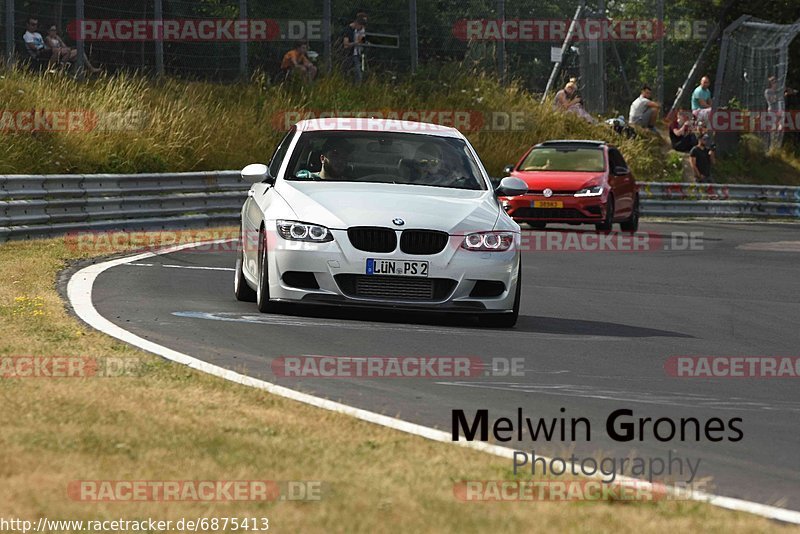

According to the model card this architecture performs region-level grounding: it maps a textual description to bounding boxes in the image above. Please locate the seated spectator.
[23,18,54,69]
[629,84,661,132]
[691,76,713,125]
[689,134,715,183]
[554,79,597,124]
[281,41,317,82]
[668,112,698,153]
[45,25,100,73]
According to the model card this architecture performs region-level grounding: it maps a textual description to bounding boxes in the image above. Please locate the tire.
[619,195,640,233]
[595,195,614,232]
[526,222,547,230]
[478,260,521,328]
[234,240,257,302]
[256,227,279,313]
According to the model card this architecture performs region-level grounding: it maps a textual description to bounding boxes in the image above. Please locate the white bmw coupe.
[234,118,528,327]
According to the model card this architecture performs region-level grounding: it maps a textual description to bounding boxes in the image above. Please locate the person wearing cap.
[689,134,715,183]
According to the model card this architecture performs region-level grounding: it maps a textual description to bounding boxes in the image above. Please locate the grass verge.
[5,64,798,184]
[0,231,797,533]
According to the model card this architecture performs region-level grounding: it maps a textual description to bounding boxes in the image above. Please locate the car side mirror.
[241,163,273,184]
[612,166,630,176]
[503,164,515,174]
[495,176,528,197]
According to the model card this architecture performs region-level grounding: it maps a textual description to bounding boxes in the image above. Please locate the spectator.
[692,76,713,124]
[629,84,661,131]
[668,111,698,153]
[281,41,317,82]
[689,134,715,183]
[46,25,101,73]
[342,12,368,84]
[554,79,597,123]
[22,18,55,69]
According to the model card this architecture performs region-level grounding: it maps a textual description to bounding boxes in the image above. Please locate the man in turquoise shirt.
[692,76,713,125]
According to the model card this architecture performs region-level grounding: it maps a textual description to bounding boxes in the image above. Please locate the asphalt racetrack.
[82,221,800,512]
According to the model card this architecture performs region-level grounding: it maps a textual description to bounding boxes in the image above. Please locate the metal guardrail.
[1,174,798,243]
[639,182,800,219]
[0,171,248,242]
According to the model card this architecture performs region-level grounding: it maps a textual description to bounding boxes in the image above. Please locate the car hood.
[276,180,500,234]
[511,171,606,191]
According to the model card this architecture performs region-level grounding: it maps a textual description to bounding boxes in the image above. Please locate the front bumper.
[264,228,520,312]
[502,194,606,223]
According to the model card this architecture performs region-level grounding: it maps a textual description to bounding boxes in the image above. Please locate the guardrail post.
[154,0,164,78]
[5,0,13,67]
[75,0,85,78]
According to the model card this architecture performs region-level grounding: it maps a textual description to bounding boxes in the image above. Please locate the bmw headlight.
[574,185,603,197]
[461,232,514,252]
[277,220,334,242]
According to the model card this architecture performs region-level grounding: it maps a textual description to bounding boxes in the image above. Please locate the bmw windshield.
[285,131,488,190]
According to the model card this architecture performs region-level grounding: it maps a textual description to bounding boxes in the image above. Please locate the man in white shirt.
[629,84,661,132]
[23,17,55,68]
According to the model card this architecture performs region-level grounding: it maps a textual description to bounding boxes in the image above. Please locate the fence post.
[239,0,248,79]
[154,0,164,78]
[322,0,331,74]
[496,0,505,85]
[5,0,14,66]
[75,0,85,78]
[656,0,664,105]
[409,0,418,73]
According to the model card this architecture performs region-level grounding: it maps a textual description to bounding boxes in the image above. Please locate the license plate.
[366,258,429,277]
[533,200,564,208]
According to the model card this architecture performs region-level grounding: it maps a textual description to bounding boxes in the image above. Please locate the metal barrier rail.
[2,174,799,243]
[0,171,249,242]
[639,182,800,219]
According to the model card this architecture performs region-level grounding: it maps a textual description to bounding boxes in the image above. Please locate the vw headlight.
[277,220,334,242]
[574,185,604,197]
[461,232,514,252]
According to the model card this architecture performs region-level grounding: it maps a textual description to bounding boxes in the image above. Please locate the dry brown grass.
[0,231,796,533]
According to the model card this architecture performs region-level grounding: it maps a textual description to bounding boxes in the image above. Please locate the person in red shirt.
[281,41,317,82]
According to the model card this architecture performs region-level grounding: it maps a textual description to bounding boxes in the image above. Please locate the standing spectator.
[689,134,715,183]
[629,84,661,132]
[668,111,698,153]
[692,76,713,124]
[22,18,55,70]
[342,12,368,84]
[281,41,317,82]
[554,79,597,123]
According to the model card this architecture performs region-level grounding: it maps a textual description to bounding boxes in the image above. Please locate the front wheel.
[234,241,257,302]
[478,261,521,328]
[595,196,614,232]
[619,195,640,233]
[256,227,279,313]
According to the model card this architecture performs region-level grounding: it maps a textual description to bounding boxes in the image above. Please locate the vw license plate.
[366,259,429,277]
[533,200,564,208]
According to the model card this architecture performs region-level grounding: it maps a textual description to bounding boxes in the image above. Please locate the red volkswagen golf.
[499,140,639,232]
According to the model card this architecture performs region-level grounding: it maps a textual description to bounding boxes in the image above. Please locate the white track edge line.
[65,239,800,525]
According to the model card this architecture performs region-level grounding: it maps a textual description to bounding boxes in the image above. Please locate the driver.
[318,138,353,180]
[296,138,354,180]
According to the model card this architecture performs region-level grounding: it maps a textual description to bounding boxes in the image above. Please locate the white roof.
[295,118,462,138]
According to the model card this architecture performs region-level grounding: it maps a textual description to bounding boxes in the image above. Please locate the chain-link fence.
[0,0,738,115]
